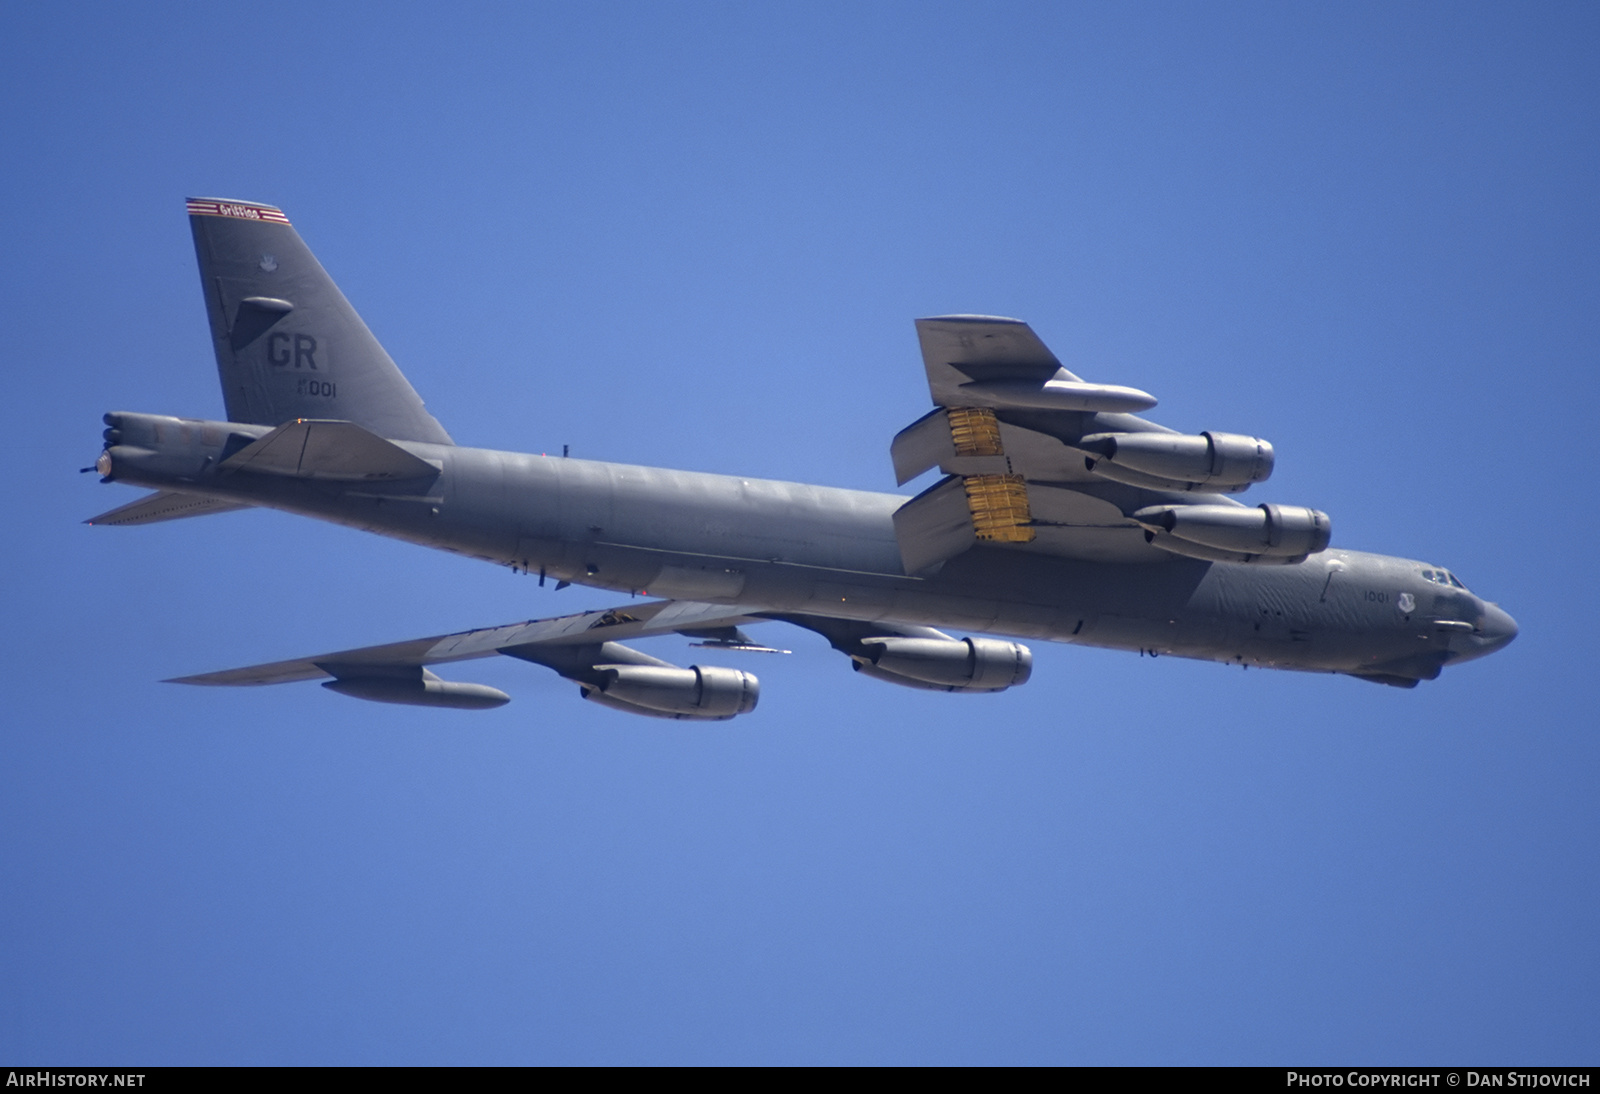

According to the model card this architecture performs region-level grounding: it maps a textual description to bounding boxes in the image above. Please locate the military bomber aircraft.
[86,199,1518,719]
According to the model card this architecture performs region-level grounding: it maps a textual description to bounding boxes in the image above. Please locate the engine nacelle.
[852,636,1032,693]
[1079,431,1274,490]
[583,663,759,720]
[1133,503,1331,560]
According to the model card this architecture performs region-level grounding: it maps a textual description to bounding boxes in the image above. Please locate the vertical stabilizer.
[187,198,452,445]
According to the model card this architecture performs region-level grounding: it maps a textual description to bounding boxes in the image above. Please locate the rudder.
[187,198,452,445]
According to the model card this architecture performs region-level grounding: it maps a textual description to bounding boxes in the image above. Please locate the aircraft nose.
[1477,603,1519,650]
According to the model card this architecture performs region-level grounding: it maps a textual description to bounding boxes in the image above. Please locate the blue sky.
[2,1,1595,1064]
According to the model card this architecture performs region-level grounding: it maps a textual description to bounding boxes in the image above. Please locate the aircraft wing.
[166,599,1032,715]
[889,316,1288,572]
[169,598,785,719]
[169,598,769,686]
[896,315,1172,488]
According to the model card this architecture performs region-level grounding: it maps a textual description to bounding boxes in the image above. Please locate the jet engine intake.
[1134,503,1331,560]
[1079,431,1274,490]
[852,636,1032,693]
[583,663,759,720]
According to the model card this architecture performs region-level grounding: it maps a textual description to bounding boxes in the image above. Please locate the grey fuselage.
[101,411,1517,685]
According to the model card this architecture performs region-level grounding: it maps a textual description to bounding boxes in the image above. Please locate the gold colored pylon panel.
[947,407,1004,457]
[963,473,1035,543]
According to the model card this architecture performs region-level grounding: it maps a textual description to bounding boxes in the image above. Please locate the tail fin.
[186,198,452,445]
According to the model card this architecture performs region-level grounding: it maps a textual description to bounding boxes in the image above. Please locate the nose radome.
[1479,603,1519,649]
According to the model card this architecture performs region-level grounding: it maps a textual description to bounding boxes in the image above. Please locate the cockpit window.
[1422,568,1471,591]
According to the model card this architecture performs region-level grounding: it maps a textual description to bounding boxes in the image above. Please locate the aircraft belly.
[99,428,1458,678]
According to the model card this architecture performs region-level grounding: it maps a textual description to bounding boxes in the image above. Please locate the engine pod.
[1079,431,1274,489]
[587,663,759,719]
[854,636,1032,692]
[1133,503,1331,558]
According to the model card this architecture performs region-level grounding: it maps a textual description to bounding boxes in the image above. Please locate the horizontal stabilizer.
[219,419,440,481]
[85,490,253,526]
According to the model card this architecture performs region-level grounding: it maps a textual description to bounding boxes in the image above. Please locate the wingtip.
[917,314,1027,325]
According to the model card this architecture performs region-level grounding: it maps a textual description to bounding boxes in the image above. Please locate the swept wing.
[169,599,1033,717]
[170,599,767,687]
